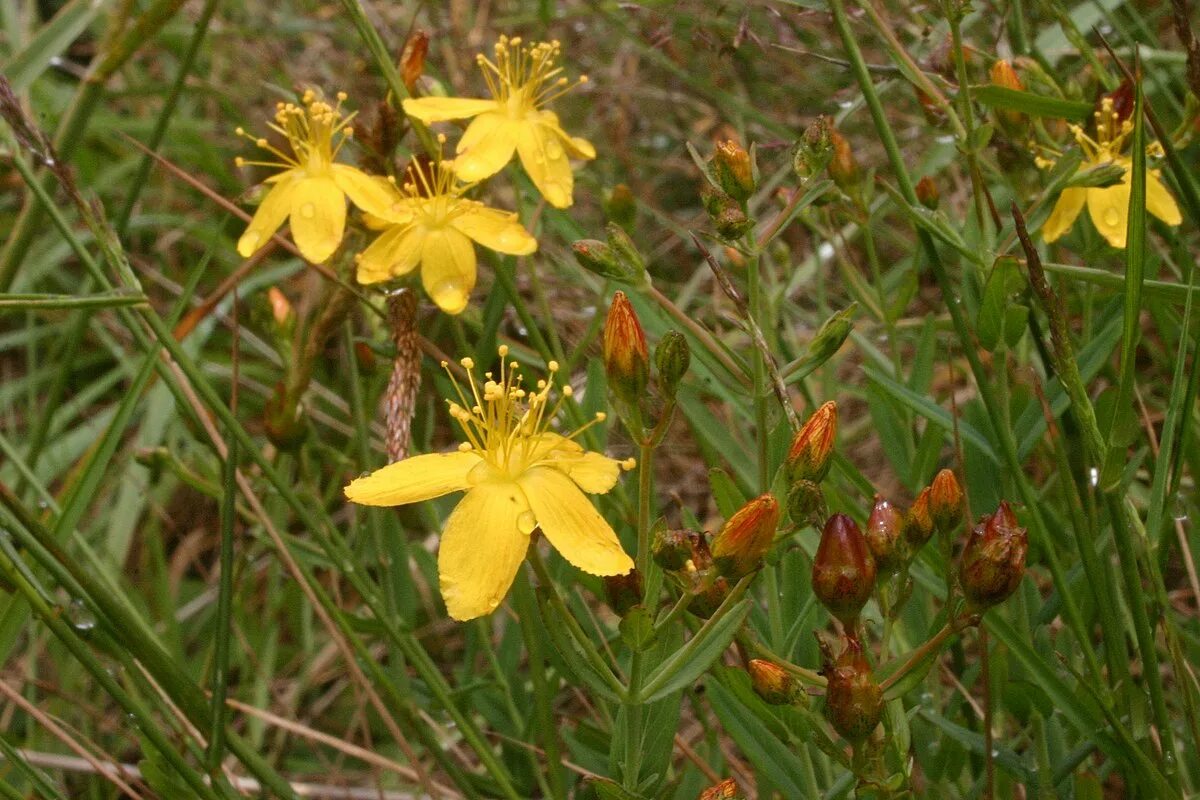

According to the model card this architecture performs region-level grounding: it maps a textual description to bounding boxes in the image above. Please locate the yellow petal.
[438,480,532,620]
[356,224,426,284]
[556,451,624,494]
[454,112,520,182]
[421,227,477,315]
[331,164,403,219]
[539,110,595,159]
[402,96,499,123]
[451,204,537,256]
[518,466,633,576]
[289,177,347,263]
[516,118,575,209]
[344,450,481,506]
[1086,177,1131,249]
[237,174,298,257]
[1147,170,1182,227]
[1041,187,1086,243]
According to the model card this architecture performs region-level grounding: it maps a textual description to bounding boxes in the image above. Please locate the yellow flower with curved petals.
[345,348,635,621]
[235,90,396,264]
[1042,97,1181,249]
[402,36,596,209]
[355,157,537,314]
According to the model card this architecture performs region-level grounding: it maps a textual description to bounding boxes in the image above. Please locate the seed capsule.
[959,501,1027,610]
[820,637,883,742]
[654,330,691,398]
[812,514,877,626]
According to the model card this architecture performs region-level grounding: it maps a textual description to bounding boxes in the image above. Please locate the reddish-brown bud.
[699,778,743,800]
[916,175,940,210]
[1104,79,1135,125]
[712,494,780,579]
[930,469,965,533]
[787,401,838,483]
[827,129,860,192]
[400,30,429,92]
[603,569,643,616]
[812,514,877,626]
[820,637,883,742]
[748,659,799,705]
[903,486,935,550]
[864,494,904,573]
[990,59,1025,127]
[959,501,1027,610]
[713,139,755,203]
[603,291,649,405]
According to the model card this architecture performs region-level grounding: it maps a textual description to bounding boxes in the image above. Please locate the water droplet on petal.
[1103,207,1121,227]
[243,232,260,248]
[431,278,467,312]
[518,510,537,534]
[545,139,563,159]
[487,596,501,610]
[300,202,316,219]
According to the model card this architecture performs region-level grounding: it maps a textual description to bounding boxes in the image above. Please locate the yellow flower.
[235,90,395,264]
[1042,97,1181,249]
[401,36,596,209]
[344,348,636,621]
[355,155,537,314]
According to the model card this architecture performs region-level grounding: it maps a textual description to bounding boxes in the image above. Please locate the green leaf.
[536,588,623,703]
[619,606,658,652]
[708,467,747,519]
[639,595,752,704]
[707,673,811,796]
[970,85,1092,120]
[1,0,109,92]
[977,257,1029,351]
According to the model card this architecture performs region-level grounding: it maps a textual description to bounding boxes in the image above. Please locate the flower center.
[442,346,606,478]
[396,150,470,228]
[474,36,588,117]
[1070,97,1132,164]
[234,89,355,178]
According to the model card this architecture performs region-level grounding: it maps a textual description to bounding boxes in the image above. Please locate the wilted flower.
[235,90,395,263]
[711,494,781,579]
[345,348,635,620]
[402,36,594,208]
[812,513,877,626]
[959,501,1028,610]
[827,129,860,191]
[603,569,643,617]
[699,779,743,800]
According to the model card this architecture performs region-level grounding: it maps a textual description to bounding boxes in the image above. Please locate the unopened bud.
[572,239,620,279]
[654,330,690,397]
[916,176,940,210]
[794,116,833,180]
[603,569,643,617]
[264,381,306,450]
[903,486,935,549]
[914,87,946,126]
[400,30,429,92]
[812,514,877,626]
[603,291,649,405]
[605,222,646,283]
[711,494,780,579]
[930,469,964,533]
[699,778,743,800]
[786,479,826,527]
[1104,79,1135,124]
[959,501,1027,610]
[990,59,1025,127]
[787,401,838,483]
[267,287,294,331]
[714,203,755,240]
[827,129,860,192]
[603,183,637,228]
[712,139,755,203]
[820,637,883,742]
[653,527,696,571]
[864,495,904,573]
[353,341,377,374]
[808,305,855,366]
[748,660,799,705]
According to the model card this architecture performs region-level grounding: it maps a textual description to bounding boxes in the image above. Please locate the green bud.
[605,222,646,283]
[794,116,834,181]
[654,330,690,398]
[807,305,856,367]
[712,139,756,203]
[786,479,826,527]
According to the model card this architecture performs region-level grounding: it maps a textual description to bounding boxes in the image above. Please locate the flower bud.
[812,514,877,626]
[603,569,643,617]
[400,29,429,92]
[806,305,855,368]
[903,486,935,549]
[748,659,800,705]
[786,401,837,483]
[605,222,647,283]
[713,203,755,240]
[794,116,833,180]
[652,527,696,571]
[654,330,690,398]
[916,176,940,210]
[990,59,1025,127]
[689,571,730,619]
[820,637,883,742]
[827,129,860,192]
[603,291,649,405]
[959,501,1027,610]
[699,779,743,800]
[864,495,904,573]
[603,183,637,228]
[267,287,295,332]
[711,494,780,579]
[573,235,642,285]
[786,479,826,528]
[712,139,756,203]
[264,381,306,450]
[930,468,964,534]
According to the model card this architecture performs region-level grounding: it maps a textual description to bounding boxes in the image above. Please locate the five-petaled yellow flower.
[1042,96,1181,249]
[236,90,394,263]
[356,154,537,314]
[344,348,635,621]
[402,36,595,209]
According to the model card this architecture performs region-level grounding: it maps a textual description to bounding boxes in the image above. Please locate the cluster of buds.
[601,290,692,423]
[653,493,779,617]
[785,401,838,527]
[694,139,757,240]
